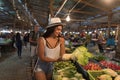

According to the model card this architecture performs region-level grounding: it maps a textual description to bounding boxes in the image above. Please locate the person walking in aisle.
[15,32,22,59]
[29,25,40,58]
[10,32,16,49]
[34,17,66,80]
[23,33,29,49]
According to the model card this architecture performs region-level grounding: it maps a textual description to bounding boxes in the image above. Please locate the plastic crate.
[71,60,90,80]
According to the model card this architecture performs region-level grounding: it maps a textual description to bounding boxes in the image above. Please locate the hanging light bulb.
[66,14,70,22]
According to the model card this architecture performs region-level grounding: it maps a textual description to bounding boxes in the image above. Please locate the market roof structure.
[0,0,120,30]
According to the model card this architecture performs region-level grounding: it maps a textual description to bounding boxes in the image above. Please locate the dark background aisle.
[0,47,31,80]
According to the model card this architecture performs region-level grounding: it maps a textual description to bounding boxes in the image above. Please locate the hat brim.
[46,23,65,29]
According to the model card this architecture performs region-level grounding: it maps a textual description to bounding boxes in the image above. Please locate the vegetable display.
[53,61,85,80]
[71,46,94,66]
[61,46,120,80]
[100,60,120,70]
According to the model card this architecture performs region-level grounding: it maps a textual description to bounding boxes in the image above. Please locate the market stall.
[53,46,120,80]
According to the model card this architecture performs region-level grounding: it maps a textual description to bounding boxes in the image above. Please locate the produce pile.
[83,62,102,70]
[92,53,107,61]
[71,46,94,66]
[62,46,120,80]
[100,60,120,70]
[83,60,120,71]
[53,61,85,80]
[88,68,120,80]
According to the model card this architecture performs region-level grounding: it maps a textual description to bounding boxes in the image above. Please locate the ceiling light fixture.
[65,0,81,22]
[66,14,70,22]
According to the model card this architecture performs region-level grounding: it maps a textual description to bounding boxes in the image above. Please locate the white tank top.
[42,37,60,59]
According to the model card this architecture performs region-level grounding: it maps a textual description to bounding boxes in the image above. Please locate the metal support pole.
[54,0,68,17]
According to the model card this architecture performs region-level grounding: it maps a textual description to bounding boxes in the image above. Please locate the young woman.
[34,17,65,80]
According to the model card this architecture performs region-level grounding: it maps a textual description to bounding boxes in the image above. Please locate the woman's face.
[53,25,62,37]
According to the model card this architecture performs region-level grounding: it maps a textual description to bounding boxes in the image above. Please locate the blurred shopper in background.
[97,33,106,53]
[91,31,99,46]
[106,35,115,49]
[11,32,16,49]
[23,33,29,49]
[15,32,22,59]
[34,17,65,80]
[29,25,40,58]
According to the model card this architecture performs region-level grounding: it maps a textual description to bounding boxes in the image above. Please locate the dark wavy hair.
[43,25,63,38]
[16,32,21,41]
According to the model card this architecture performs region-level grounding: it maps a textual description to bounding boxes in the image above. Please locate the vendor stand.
[0,38,12,57]
[60,45,120,80]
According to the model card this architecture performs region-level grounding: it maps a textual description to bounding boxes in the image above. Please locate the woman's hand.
[62,54,72,61]
[62,54,77,61]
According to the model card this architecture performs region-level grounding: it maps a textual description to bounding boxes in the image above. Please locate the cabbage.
[72,46,87,55]
[84,52,94,58]
[77,54,89,66]
[72,49,81,56]
[77,46,88,52]
[71,46,93,66]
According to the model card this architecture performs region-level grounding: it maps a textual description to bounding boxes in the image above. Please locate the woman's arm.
[37,37,58,62]
[59,37,66,57]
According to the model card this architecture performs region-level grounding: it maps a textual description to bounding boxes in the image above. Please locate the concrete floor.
[0,47,31,80]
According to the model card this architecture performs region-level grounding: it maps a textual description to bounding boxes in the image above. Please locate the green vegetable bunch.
[72,46,94,66]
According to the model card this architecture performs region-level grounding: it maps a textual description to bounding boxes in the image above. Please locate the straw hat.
[46,17,64,28]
